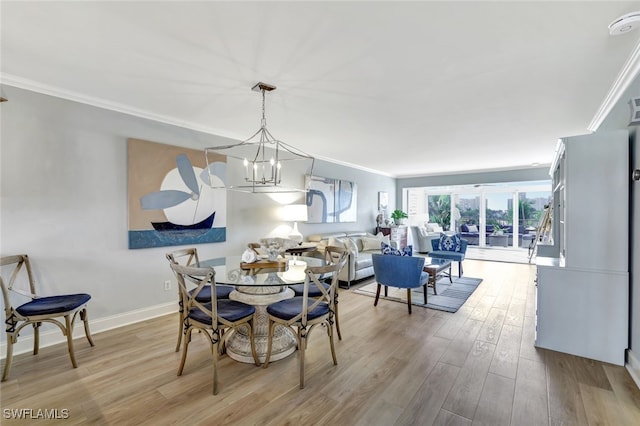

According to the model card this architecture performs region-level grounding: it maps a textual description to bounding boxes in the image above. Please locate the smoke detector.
[609,11,640,35]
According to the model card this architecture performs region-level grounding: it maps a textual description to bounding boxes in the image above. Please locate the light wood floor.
[1,260,639,425]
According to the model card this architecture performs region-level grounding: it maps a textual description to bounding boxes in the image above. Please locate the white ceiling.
[2,1,640,177]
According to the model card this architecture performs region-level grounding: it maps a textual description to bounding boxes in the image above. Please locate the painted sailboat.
[140,154,222,233]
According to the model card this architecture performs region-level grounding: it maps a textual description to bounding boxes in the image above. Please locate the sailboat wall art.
[127,138,227,249]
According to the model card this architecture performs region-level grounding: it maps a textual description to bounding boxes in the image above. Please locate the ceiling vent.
[609,11,640,35]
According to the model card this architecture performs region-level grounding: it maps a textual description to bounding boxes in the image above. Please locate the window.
[405,181,551,249]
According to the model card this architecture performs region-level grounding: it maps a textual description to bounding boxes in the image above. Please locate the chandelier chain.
[261,88,267,129]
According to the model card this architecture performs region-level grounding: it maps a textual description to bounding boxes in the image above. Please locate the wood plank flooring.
[2,260,639,425]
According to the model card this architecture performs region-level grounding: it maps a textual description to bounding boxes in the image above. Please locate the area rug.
[353,276,482,313]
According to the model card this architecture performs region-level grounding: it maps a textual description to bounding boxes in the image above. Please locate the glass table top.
[199,255,326,286]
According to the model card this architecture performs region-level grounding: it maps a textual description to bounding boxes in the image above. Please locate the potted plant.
[390,209,408,225]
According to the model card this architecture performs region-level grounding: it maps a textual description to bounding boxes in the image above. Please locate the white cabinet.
[535,130,629,365]
[537,258,628,365]
[390,226,408,250]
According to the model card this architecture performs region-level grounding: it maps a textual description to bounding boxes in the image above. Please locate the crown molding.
[0,73,240,140]
[1,73,396,178]
[311,153,396,178]
[398,164,552,180]
[588,37,640,132]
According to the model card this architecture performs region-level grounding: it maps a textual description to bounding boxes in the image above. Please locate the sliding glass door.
[485,191,512,247]
[404,181,551,250]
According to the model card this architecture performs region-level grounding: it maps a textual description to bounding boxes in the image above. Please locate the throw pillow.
[337,237,359,258]
[467,224,478,233]
[438,234,461,252]
[361,236,383,252]
[375,232,391,245]
[381,242,413,256]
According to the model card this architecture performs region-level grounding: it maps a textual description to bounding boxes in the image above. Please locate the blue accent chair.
[430,235,468,278]
[0,254,95,382]
[169,263,259,395]
[371,254,429,314]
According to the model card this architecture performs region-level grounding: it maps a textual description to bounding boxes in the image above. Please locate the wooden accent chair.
[262,255,347,389]
[169,263,259,395]
[288,245,349,340]
[371,253,429,314]
[0,254,95,382]
[166,248,233,352]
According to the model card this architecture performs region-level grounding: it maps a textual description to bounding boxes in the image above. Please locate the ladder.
[528,203,552,263]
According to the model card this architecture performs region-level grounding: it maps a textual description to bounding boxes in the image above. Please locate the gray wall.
[599,73,640,369]
[0,86,395,351]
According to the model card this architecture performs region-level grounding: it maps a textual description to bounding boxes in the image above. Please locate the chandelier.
[204,82,315,193]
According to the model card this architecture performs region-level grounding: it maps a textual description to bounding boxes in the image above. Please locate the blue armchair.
[371,254,429,314]
[430,235,468,278]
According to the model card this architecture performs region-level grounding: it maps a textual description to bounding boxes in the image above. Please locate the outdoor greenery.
[427,195,451,230]
[507,199,542,228]
[428,196,544,231]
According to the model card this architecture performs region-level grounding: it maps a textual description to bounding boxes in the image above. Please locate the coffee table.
[422,257,452,303]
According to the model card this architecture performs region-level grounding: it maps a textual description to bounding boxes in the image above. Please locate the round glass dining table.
[199,255,326,363]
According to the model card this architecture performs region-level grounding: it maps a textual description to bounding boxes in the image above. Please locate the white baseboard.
[0,302,175,360]
[627,349,640,389]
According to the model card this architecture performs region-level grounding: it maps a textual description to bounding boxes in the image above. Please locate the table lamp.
[283,204,308,244]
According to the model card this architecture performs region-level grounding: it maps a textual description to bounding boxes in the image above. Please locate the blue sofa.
[429,236,468,277]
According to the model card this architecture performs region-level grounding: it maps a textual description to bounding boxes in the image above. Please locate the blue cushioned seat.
[189,285,234,302]
[1,254,95,382]
[189,300,255,324]
[170,263,259,395]
[289,282,329,297]
[167,248,237,353]
[371,253,428,313]
[430,235,468,277]
[15,293,91,317]
[263,254,348,389]
[292,245,348,342]
[267,297,329,321]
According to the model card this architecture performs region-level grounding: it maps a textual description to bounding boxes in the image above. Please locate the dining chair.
[169,263,259,395]
[371,253,429,314]
[166,248,234,352]
[247,242,262,256]
[0,254,95,382]
[288,245,348,340]
[262,256,347,389]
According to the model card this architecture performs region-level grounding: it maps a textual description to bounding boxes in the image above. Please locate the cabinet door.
[562,130,628,271]
[536,265,628,365]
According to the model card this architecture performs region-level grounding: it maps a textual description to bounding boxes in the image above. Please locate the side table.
[285,243,318,256]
